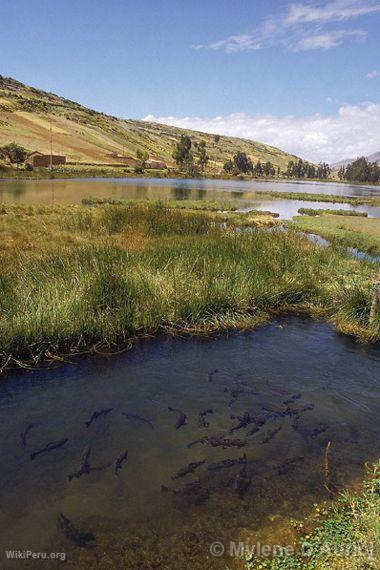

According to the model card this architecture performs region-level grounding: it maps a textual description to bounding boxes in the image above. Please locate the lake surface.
[1,177,380,220]
[0,317,379,568]
[241,199,380,219]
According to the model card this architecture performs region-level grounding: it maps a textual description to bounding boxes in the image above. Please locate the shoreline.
[1,168,379,187]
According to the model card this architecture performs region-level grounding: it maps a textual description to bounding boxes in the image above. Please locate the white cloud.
[367,70,380,78]
[285,0,380,24]
[196,0,379,53]
[143,102,380,164]
[206,34,262,54]
[292,29,366,50]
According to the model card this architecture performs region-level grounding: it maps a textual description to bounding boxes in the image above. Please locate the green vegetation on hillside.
[0,76,299,171]
[0,201,379,368]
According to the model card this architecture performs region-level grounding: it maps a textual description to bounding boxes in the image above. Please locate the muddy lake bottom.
[0,316,379,568]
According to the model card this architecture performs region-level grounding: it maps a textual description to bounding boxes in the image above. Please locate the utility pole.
[49,121,53,171]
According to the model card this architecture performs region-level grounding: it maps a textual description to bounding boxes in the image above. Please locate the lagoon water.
[1,177,380,220]
[0,317,379,568]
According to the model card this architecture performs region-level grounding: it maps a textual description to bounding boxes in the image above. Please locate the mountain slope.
[331,151,380,169]
[0,76,300,171]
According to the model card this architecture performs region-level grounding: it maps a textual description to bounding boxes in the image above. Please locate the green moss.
[245,462,380,570]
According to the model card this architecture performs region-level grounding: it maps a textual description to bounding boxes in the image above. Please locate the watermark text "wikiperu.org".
[5,550,66,562]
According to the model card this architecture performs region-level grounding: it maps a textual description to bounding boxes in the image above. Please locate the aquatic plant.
[245,461,380,569]
[298,208,368,217]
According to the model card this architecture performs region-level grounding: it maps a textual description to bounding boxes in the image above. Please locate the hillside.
[0,76,300,171]
[331,151,380,170]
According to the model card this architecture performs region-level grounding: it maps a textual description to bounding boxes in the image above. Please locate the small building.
[26,151,66,168]
[145,159,167,170]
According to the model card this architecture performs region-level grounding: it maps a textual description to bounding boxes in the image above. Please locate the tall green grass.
[0,203,379,365]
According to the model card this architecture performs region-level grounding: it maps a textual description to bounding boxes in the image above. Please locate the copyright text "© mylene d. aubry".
[209,539,375,560]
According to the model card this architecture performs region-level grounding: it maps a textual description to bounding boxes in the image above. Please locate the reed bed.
[0,202,379,367]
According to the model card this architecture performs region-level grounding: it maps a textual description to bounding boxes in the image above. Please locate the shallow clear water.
[0,317,379,568]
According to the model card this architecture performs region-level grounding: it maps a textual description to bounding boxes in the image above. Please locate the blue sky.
[1,0,379,162]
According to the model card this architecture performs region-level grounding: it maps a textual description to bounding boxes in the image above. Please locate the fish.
[208,454,247,471]
[284,403,314,417]
[67,446,91,481]
[310,423,328,438]
[277,456,304,476]
[30,438,68,461]
[208,369,219,383]
[224,384,258,407]
[114,449,129,476]
[171,460,206,480]
[85,408,113,427]
[261,425,282,444]
[198,409,213,428]
[162,480,210,505]
[188,434,247,449]
[20,423,34,447]
[283,393,302,406]
[168,406,187,429]
[58,513,95,548]
[291,414,301,431]
[245,411,281,436]
[230,412,254,433]
[122,412,154,430]
[234,463,252,499]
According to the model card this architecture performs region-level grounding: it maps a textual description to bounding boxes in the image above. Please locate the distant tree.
[368,162,380,182]
[286,160,294,177]
[337,166,346,180]
[264,161,275,176]
[316,162,331,180]
[255,160,263,177]
[306,164,317,178]
[294,159,306,178]
[214,134,220,144]
[172,135,194,171]
[286,158,326,179]
[136,149,149,169]
[197,141,209,171]
[277,166,281,177]
[344,157,379,182]
[0,142,28,169]
[234,151,253,174]
[223,159,234,173]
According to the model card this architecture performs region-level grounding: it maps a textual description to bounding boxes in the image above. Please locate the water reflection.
[0,177,379,208]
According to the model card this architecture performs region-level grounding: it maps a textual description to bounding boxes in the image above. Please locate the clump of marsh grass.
[0,202,379,367]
